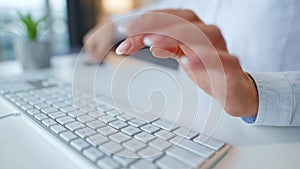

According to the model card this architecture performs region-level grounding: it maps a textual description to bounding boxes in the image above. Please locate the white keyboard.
[0,77,230,169]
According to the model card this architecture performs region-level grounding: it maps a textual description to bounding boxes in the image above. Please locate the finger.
[143,34,181,49]
[179,44,205,70]
[126,22,226,56]
[83,19,115,60]
[177,45,225,96]
[157,22,227,50]
[125,9,203,36]
[115,35,145,55]
[150,46,184,59]
[83,39,97,58]
[83,25,102,58]
[116,34,185,57]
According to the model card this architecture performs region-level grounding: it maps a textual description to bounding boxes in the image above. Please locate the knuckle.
[209,25,222,35]
[182,9,198,20]
[183,9,197,17]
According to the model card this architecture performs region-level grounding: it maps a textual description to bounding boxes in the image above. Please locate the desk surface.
[0,54,300,169]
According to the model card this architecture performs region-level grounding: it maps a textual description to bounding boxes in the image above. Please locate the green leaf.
[18,12,46,41]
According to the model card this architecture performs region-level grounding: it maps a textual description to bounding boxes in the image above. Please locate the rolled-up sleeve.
[242,72,300,126]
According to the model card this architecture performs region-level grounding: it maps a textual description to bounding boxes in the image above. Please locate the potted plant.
[14,13,51,70]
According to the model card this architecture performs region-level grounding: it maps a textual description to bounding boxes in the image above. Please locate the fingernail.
[117,25,127,34]
[180,56,190,66]
[143,37,153,47]
[149,46,154,51]
[115,41,130,55]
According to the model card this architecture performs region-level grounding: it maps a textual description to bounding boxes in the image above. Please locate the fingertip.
[115,40,130,55]
[115,47,124,55]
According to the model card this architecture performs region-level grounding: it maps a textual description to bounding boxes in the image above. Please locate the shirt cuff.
[243,73,293,126]
[241,116,257,124]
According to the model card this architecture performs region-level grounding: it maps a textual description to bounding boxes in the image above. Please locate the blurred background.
[0,0,155,61]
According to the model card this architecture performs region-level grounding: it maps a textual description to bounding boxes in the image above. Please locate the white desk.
[0,53,299,169]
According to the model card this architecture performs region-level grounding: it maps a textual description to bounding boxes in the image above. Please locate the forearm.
[243,72,300,126]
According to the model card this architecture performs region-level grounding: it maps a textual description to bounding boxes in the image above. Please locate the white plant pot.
[14,40,51,70]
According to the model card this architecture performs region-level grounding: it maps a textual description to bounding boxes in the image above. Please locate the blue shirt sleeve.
[242,72,300,126]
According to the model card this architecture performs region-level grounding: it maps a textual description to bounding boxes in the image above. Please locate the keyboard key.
[21,104,33,111]
[121,126,141,136]
[134,132,155,143]
[86,120,106,129]
[97,157,121,169]
[50,125,67,134]
[15,100,27,106]
[34,113,48,121]
[23,96,38,102]
[170,137,215,158]
[99,141,123,155]
[149,138,172,151]
[46,97,64,104]
[138,147,163,158]
[70,138,90,151]
[60,106,77,113]
[113,149,138,166]
[83,147,104,162]
[106,110,122,116]
[80,106,96,113]
[28,99,44,105]
[123,139,146,152]
[41,107,58,114]
[60,131,78,142]
[109,120,128,129]
[97,125,117,136]
[193,135,225,150]
[128,118,147,127]
[89,110,106,118]
[109,132,131,143]
[77,115,95,123]
[156,155,191,169]
[113,156,136,167]
[141,124,160,134]
[130,159,158,169]
[97,105,113,112]
[99,115,116,123]
[116,113,134,122]
[67,110,87,118]
[173,127,198,139]
[27,109,41,115]
[42,118,57,127]
[48,112,65,119]
[152,119,178,131]
[75,127,97,138]
[166,146,205,168]
[52,102,69,108]
[34,103,51,110]
[116,148,139,158]
[154,130,175,140]
[56,116,75,125]
[65,121,85,131]
[86,134,109,146]
[72,102,88,109]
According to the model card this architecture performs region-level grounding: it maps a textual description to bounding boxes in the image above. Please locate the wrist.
[243,72,259,117]
[223,72,258,117]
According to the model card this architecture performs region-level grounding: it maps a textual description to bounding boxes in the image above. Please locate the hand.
[116,9,258,117]
[83,19,115,62]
